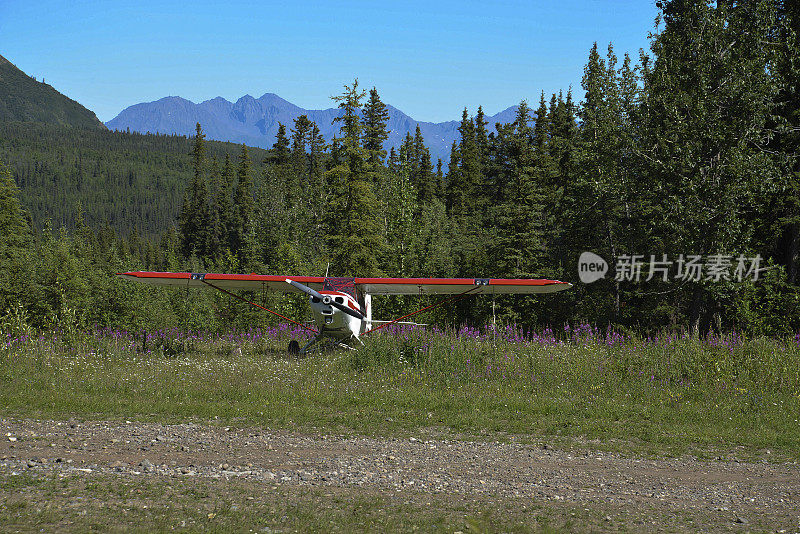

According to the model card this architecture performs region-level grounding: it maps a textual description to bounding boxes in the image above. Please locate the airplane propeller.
[285,279,365,321]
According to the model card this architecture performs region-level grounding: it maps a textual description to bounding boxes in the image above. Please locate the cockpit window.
[335,297,344,304]
[311,296,320,303]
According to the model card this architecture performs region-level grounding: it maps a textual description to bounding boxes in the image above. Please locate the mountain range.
[106,94,519,164]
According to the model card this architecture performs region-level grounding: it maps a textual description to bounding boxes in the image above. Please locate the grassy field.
[2,323,799,458]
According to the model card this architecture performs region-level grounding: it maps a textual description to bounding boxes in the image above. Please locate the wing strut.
[362,285,482,335]
[200,280,318,334]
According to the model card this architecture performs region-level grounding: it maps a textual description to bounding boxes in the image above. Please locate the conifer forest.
[1,1,799,337]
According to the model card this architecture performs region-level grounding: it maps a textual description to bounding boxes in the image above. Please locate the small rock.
[140,459,155,473]
[7,436,17,442]
[734,517,748,524]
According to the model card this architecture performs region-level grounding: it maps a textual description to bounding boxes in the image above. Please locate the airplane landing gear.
[288,340,300,355]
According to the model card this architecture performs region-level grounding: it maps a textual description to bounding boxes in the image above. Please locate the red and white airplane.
[118,272,572,353]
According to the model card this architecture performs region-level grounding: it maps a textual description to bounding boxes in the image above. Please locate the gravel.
[2,417,799,530]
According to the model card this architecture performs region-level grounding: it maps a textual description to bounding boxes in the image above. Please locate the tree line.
[1,0,799,336]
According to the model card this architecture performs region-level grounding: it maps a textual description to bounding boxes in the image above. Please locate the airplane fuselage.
[308,290,363,339]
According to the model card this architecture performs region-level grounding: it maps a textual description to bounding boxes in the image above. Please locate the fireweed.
[1,322,799,454]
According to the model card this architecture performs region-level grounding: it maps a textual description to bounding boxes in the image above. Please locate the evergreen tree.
[290,115,313,169]
[490,101,546,276]
[474,105,489,170]
[331,78,367,174]
[445,141,460,213]
[232,144,253,258]
[178,123,210,257]
[219,153,235,251]
[435,158,444,199]
[308,122,327,178]
[0,158,31,312]
[384,140,417,276]
[412,125,435,202]
[205,157,223,258]
[271,123,291,165]
[387,146,399,173]
[533,92,549,151]
[362,87,390,169]
[326,80,384,276]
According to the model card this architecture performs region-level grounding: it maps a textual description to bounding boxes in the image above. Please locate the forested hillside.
[0,121,269,236]
[1,0,798,337]
[0,54,104,129]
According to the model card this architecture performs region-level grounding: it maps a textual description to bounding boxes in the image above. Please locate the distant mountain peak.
[106,93,520,162]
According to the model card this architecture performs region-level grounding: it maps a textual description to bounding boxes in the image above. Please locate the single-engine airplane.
[118,272,572,354]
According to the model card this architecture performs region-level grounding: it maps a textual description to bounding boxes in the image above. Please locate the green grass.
[1,329,799,458]
[0,469,719,533]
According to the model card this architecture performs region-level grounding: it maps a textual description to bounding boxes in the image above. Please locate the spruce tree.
[271,123,291,165]
[474,105,489,171]
[362,87,390,169]
[331,78,367,174]
[445,141,460,213]
[178,123,210,258]
[232,144,253,259]
[326,79,384,276]
[219,153,235,252]
[413,125,434,202]
[290,115,312,169]
[205,156,223,258]
[387,146,399,173]
[533,92,549,151]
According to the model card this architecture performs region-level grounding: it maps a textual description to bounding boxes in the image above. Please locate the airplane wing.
[117,272,326,292]
[118,272,572,295]
[354,277,572,295]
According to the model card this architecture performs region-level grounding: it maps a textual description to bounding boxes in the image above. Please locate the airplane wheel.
[288,340,300,355]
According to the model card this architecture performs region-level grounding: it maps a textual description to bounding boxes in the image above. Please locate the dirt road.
[1,417,798,532]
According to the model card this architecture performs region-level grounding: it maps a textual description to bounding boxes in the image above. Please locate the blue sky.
[0,0,659,123]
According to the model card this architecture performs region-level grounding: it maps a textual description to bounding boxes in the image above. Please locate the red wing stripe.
[119,273,569,286]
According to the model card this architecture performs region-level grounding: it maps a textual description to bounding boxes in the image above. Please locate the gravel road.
[2,417,799,531]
